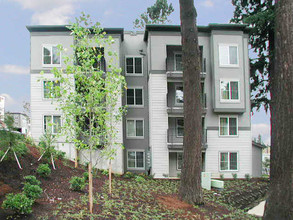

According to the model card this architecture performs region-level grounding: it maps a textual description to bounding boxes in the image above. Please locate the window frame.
[174,52,183,72]
[125,56,143,76]
[127,150,145,170]
[126,118,144,139]
[42,80,61,100]
[176,152,183,170]
[42,44,61,67]
[219,152,239,171]
[218,115,238,137]
[174,84,184,106]
[43,115,61,135]
[176,118,184,138]
[220,79,240,103]
[219,44,239,67]
[126,87,144,107]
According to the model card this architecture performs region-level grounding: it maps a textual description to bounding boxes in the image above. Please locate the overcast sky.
[0,0,270,144]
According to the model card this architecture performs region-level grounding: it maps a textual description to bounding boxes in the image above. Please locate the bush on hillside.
[37,164,51,178]
[2,193,34,215]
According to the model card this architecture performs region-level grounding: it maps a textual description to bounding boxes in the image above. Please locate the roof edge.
[144,23,250,41]
[26,25,124,41]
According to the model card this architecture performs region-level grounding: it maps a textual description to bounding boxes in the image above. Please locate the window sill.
[126,136,144,140]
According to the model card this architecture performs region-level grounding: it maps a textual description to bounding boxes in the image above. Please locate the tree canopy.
[133,0,174,29]
[231,0,275,112]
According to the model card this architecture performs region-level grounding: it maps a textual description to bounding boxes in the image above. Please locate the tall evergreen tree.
[231,0,275,111]
[133,0,174,29]
[178,0,203,204]
[263,0,293,219]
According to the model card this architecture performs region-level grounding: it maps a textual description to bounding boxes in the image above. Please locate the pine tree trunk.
[178,0,203,205]
[264,1,293,219]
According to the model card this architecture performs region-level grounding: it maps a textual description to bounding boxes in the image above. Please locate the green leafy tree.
[45,13,126,213]
[231,0,275,111]
[134,0,174,29]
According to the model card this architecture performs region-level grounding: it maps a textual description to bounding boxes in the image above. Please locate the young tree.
[178,0,203,205]
[133,0,174,29]
[46,14,126,213]
[231,0,275,111]
[263,1,293,219]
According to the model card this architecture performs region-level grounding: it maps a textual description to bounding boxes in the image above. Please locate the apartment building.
[27,23,258,179]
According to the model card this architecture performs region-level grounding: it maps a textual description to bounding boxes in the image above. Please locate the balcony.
[166,93,207,115]
[167,128,208,150]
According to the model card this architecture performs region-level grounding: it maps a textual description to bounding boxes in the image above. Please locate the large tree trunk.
[264,1,293,219]
[179,0,203,205]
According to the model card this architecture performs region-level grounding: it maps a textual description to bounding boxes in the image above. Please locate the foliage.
[55,178,265,219]
[23,184,43,200]
[245,174,251,181]
[135,175,146,183]
[38,131,65,163]
[220,174,224,180]
[25,136,36,147]
[231,0,275,111]
[232,173,238,180]
[37,164,51,178]
[0,115,28,160]
[101,169,109,176]
[23,175,41,186]
[262,157,270,175]
[83,172,89,180]
[69,176,87,191]
[123,171,135,179]
[2,193,34,215]
[133,0,174,29]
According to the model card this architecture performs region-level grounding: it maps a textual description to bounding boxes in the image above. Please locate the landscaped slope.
[0,145,268,219]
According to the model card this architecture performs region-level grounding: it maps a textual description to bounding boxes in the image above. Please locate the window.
[126,88,143,106]
[175,85,184,104]
[177,152,183,170]
[127,151,144,169]
[174,53,182,71]
[43,45,61,66]
[176,118,184,137]
[220,80,239,101]
[219,116,238,136]
[44,115,61,134]
[219,44,238,66]
[43,81,61,99]
[220,152,238,171]
[126,57,143,75]
[126,119,144,138]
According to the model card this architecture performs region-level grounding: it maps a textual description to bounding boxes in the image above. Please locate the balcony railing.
[166,93,207,114]
[167,128,207,149]
[166,57,206,77]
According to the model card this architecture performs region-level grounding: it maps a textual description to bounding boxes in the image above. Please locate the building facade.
[28,24,256,178]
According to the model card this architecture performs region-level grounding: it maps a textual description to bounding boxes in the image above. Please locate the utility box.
[201,172,211,190]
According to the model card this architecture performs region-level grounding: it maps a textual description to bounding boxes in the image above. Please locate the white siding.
[205,130,252,178]
[149,74,168,178]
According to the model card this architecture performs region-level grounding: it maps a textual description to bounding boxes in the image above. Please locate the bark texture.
[264,1,293,219]
[179,0,203,204]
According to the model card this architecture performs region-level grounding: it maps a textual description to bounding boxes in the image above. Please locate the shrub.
[37,164,51,178]
[55,150,66,160]
[123,171,135,179]
[135,175,146,183]
[101,169,109,176]
[23,175,40,186]
[69,176,87,191]
[177,173,181,178]
[2,193,34,214]
[232,173,238,180]
[23,184,43,200]
[220,174,224,180]
[25,136,36,146]
[245,173,251,181]
[83,172,89,180]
